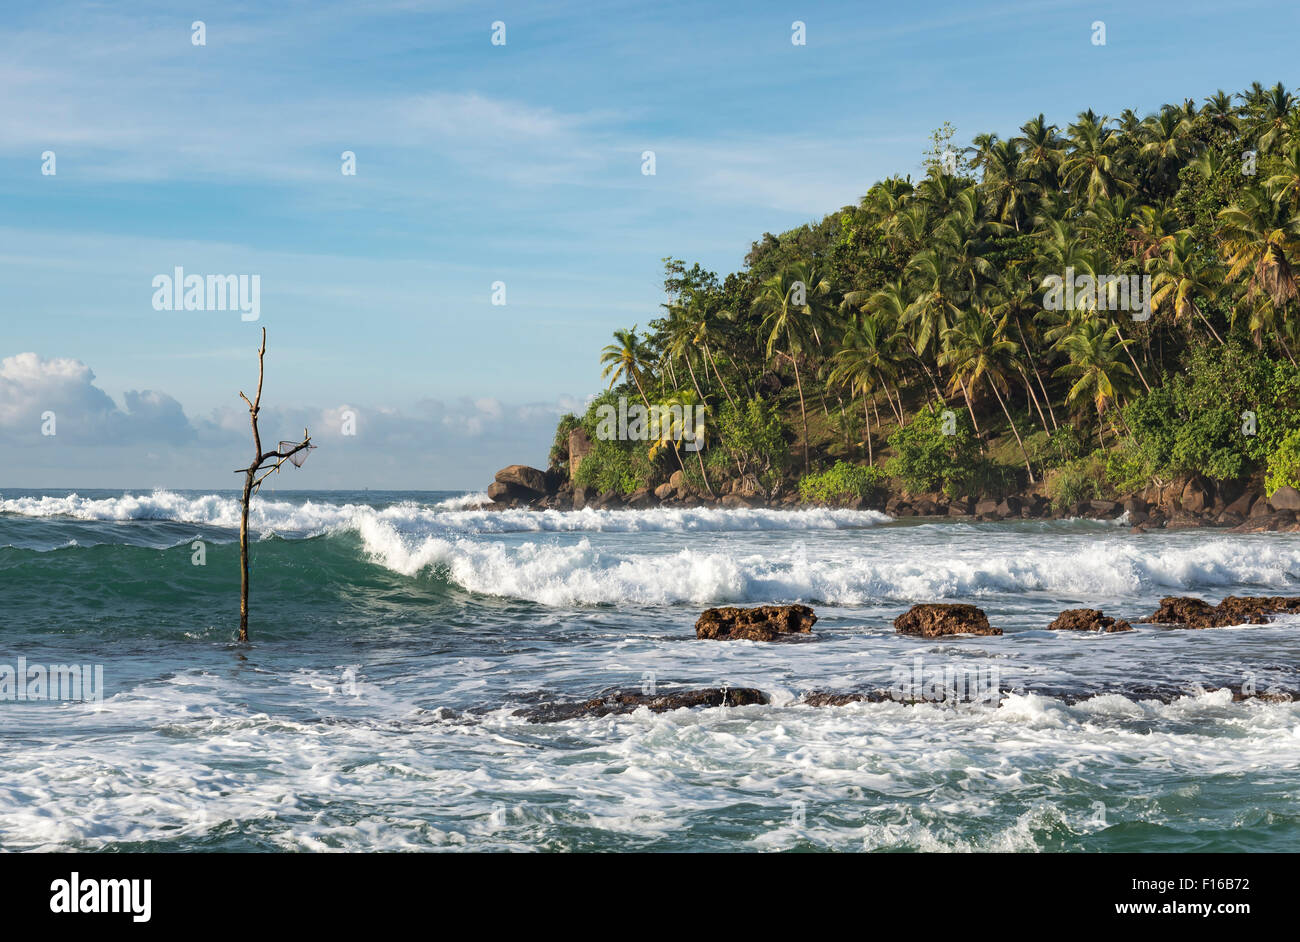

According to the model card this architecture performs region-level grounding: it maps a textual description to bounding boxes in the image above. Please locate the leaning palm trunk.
[958,378,985,453]
[1014,321,1059,430]
[1111,322,1152,393]
[786,340,811,474]
[991,382,1035,483]
[863,395,874,464]
[704,344,739,410]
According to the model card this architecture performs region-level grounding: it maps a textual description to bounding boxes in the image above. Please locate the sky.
[1,0,1296,489]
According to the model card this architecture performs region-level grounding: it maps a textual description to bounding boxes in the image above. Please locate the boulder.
[894,603,1002,638]
[696,604,818,641]
[1180,479,1210,514]
[487,480,534,503]
[1122,496,1149,515]
[654,482,675,501]
[626,487,656,509]
[975,499,1000,516]
[1046,608,1133,633]
[1224,492,1255,517]
[996,496,1022,517]
[1089,499,1120,517]
[1141,594,1300,629]
[568,428,593,482]
[1269,486,1300,512]
[669,470,686,490]
[494,464,549,495]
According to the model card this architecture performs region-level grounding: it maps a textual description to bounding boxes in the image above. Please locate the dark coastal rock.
[1269,486,1300,512]
[494,464,549,496]
[517,686,768,723]
[1090,499,1120,517]
[802,681,1298,709]
[1046,608,1133,633]
[567,427,593,482]
[696,604,818,641]
[626,487,656,509]
[803,690,894,707]
[1141,594,1300,629]
[487,480,536,503]
[894,603,1002,638]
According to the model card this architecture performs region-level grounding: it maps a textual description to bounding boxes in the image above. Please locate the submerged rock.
[894,603,1002,637]
[1141,595,1300,629]
[1046,608,1133,633]
[517,686,767,723]
[695,604,817,641]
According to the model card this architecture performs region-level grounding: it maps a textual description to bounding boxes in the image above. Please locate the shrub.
[1265,429,1300,496]
[712,397,788,488]
[885,404,979,496]
[1046,453,1106,511]
[1123,342,1300,483]
[549,413,580,471]
[1024,425,1089,471]
[798,461,886,504]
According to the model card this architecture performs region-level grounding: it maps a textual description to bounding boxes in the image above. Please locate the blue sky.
[1,0,1296,489]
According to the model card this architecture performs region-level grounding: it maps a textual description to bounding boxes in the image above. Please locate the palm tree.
[828,311,903,463]
[1062,111,1133,205]
[1245,82,1296,154]
[649,389,714,496]
[1054,319,1137,439]
[1265,145,1300,210]
[1148,230,1225,343]
[938,312,1036,480]
[600,326,653,408]
[1139,106,1194,185]
[755,263,828,472]
[1013,114,1064,192]
[1217,186,1300,357]
[1202,90,1239,134]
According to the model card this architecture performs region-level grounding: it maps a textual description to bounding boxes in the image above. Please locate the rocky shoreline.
[481,463,1300,533]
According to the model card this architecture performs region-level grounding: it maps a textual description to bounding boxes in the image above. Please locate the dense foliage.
[559,83,1300,501]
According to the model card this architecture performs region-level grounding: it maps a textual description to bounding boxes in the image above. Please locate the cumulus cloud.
[0,352,573,489]
[0,352,191,443]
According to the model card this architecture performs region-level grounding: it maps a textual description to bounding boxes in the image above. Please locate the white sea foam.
[353,514,1300,605]
[0,490,889,536]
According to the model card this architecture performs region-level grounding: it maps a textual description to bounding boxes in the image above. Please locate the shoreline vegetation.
[485,82,1300,532]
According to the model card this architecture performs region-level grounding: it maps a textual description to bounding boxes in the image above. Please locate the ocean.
[2,487,1298,851]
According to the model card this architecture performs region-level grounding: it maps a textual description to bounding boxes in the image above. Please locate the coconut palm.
[1217,186,1300,355]
[600,327,654,407]
[828,311,904,462]
[1062,111,1133,205]
[938,312,1036,480]
[1054,319,1138,423]
[755,263,829,472]
[1148,230,1225,343]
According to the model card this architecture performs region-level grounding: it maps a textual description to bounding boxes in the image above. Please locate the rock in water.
[1046,608,1133,632]
[1141,594,1300,629]
[517,686,768,723]
[493,464,549,496]
[695,604,818,641]
[894,603,1002,637]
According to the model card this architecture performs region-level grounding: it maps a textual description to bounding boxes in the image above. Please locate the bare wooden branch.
[234,328,313,643]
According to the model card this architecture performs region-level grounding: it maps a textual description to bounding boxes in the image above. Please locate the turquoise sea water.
[1,487,1298,851]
